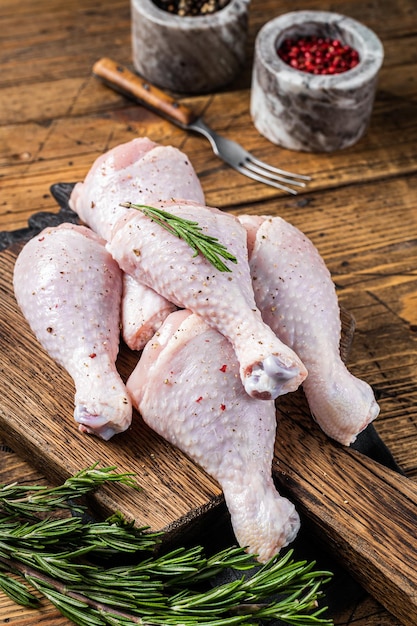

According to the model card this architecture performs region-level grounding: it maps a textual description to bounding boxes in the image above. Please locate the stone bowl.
[250,10,384,152]
[131,0,250,94]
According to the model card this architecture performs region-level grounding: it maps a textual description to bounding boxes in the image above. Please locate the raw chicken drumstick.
[240,214,380,445]
[108,201,308,400]
[13,223,132,440]
[127,309,300,561]
[69,137,202,348]
[69,137,205,241]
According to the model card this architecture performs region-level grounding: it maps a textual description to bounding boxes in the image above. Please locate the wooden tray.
[0,208,417,625]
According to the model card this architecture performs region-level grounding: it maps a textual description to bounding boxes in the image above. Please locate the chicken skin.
[69,137,203,348]
[108,202,307,401]
[127,310,300,561]
[13,223,131,440]
[240,214,380,445]
[121,273,176,351]
[69,137,205,241]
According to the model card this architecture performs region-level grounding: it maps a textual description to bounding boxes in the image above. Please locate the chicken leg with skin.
[69,137,205,241]
[239,214,380,445]
[69,137,203,348]
[13,223,132,440]
[127,309,300,561]
[108,202,308,401]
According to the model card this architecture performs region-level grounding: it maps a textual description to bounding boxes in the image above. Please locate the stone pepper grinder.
[130,0,251,94]
[251,11,384,152]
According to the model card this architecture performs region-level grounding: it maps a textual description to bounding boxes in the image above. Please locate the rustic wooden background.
[1,0,417,624]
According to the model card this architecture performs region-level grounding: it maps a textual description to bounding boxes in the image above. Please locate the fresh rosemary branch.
[0,466,334,625]
[0,463,138,516]
[120,202,238,272]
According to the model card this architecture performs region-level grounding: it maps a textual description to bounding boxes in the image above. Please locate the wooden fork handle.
[92,57,197,128]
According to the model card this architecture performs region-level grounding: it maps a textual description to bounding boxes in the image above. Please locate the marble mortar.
[250,11,384,152]
[131,0,250,94]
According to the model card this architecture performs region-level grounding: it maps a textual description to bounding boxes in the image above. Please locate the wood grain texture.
[1,0,417,623]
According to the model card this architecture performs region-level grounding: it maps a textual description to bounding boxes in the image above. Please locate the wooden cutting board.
[0,237,417,625]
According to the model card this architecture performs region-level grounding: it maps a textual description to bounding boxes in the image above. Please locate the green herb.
[0,464,333,625]
[121,202,238,272]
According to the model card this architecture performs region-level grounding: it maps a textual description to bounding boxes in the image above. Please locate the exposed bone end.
[337,397,380,446]
[254,505,300,563]
[74,393,132,441]
[244,354,307,400]
[304,367,380,446]
[227,487,301,563]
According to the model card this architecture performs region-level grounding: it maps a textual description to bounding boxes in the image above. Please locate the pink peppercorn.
[277,35,360,75]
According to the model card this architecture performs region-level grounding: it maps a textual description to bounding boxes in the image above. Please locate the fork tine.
[246,155,311,181]
[235,164,301,194]
[243,160,307,188]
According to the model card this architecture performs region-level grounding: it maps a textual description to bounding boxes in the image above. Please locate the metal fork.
[93,58,310,195]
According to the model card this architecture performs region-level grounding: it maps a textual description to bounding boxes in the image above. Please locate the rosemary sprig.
[0,465,334,625]
[120,202,238,272]
[0,463,138,516]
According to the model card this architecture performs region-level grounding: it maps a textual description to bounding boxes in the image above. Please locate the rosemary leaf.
[35,586,105,626]
[0,464,139,518]
[121,202,238,272]
[0,571,39,608]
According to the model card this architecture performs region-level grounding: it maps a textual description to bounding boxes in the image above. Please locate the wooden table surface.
[1,0,417,624]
